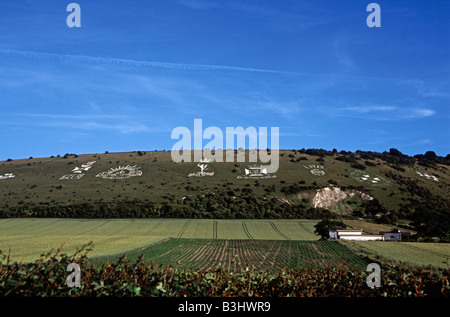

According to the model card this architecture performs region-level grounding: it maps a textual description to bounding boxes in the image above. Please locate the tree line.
[0,190,332,220]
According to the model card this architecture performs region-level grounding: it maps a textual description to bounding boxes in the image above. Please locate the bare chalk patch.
[416,171,439,182]
[96,165,143,179]
[0,173,15,180]
[303,164,325,176]
[313,186,374,209]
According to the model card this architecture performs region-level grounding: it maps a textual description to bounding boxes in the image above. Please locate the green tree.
[314,218,346,239]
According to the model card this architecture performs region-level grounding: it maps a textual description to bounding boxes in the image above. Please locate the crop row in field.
[99,238,369,272]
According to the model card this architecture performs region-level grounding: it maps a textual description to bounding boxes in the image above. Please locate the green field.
[344,240,450,269]
[2,218,448,270]
[0,218,318,263]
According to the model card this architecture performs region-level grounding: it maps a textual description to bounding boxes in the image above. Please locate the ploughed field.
[95,238,369,272]
[0,218,371,273]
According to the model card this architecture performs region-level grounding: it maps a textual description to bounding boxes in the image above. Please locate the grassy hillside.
[0,149,448,237]
[0,150,447,203]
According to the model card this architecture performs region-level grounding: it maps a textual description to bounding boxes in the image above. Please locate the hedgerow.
[0,244,448,297]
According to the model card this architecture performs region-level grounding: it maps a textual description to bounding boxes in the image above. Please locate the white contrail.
[0,48,289,74]
[0,48,422,85]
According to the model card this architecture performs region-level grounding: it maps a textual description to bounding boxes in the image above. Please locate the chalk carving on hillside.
[0,173,15,180]
[350,170,391,186]
[303,164,325,176]
[237,165,277,179]
[96,165,143,179]
[59,174,85,180]
[416,171,439,182]
[188,158,214,177]
[60,161,96,180]
[313,187,374,209]
[71,161,96,174]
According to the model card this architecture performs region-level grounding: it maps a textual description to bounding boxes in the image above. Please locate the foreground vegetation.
[0,244,448,297]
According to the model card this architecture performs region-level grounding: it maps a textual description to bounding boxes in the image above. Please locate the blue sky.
[0,0,449,160]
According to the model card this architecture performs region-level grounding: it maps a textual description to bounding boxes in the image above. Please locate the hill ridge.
[0,149,448,240]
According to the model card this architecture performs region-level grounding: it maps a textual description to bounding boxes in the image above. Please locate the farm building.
[379,228,411,241]
[328,228,362,239]
[329,227,385,241]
